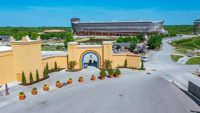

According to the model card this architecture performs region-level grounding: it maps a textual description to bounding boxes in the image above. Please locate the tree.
[140,61,145,70]
[129,37,139,50]
[103,60,112,70]
[124,59,127,68]
[148,35,162,49]
[64,32,74,48]
[21,71,26,84]
[68,61,77,71]
[45,63,49,73]
[43,68,48,78]
[54,62,58,71]
[116,37,124,43]
[36,69,39,81]
[29,72,34,83]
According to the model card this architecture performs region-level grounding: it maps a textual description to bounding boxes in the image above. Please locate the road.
[146,35,200,88]
[0,35,199,113]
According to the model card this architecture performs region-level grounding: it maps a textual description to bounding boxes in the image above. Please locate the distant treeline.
[0,27,71,40]
[164,25,194,35]
[0,25,194,40]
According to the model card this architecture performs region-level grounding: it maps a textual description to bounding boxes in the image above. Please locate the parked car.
[141,56,149,62]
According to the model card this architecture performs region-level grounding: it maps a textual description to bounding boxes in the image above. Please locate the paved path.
[177,56,190,64]
[0,68,199,113]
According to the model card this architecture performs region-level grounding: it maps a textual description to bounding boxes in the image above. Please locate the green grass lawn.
[186,57,200,64]
[171,55,184,62]
[171,37,200,49]
[170,37,200,55]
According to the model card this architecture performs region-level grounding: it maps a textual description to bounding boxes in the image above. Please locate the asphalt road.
[0,35,200,113]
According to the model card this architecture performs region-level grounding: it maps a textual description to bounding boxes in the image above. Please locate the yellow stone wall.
[112,54,127,67]
[0,38,141,84]
[0,51,15,84]
[11,41,43,83]
[126,55,141,68]
[112,54,141,68]
[42,56,68,70]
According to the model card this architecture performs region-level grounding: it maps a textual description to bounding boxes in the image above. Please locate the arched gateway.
[80,50,101,68]
[67,41,141,70]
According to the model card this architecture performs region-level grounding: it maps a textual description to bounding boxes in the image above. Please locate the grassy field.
[170,37,200,54]
[164,25,193,35]
[171,55,184,62]
[186,57,200,64]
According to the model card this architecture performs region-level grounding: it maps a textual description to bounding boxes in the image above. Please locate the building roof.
[72,20,164,24]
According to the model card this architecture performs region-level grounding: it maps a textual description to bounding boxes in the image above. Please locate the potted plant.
[19,92,26,100]
[56,80,62,88]
[108,68,114,78]
[79,76,84,82]
[67,78,73,84]
[43,84,49,91]
[31,87,38,95]
[100,68,106,80]
[114,68,121,78]
[91,75,96,81]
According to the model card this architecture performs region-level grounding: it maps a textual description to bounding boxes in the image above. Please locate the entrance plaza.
[0,36,200,113]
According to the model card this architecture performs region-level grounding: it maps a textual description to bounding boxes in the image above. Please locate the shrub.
[36,69,39,81]
[21,71,26,84]
[54,62,58,71]
[29,72,34,83]
[124,59,127,68]
[103,59,112,70]
[108,68,114,75]
[115,68,121,76]
[100,68,106,78]
[32,87,37,91]
[19,92,25,96]
[68,61,77,71]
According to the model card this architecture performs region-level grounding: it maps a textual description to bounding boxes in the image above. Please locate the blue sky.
[0,0,200,26]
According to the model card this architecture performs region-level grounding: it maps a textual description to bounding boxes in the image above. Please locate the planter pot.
[91,76,96,81]
[109,74,114,78]
[114,74,120,78]
[100,76,105,80]
[79,78,84,82]
[31,90,37,95]
[56,83,62,88]
[19,94,25,100]
[67,80,73,84]
[43,87,49,91]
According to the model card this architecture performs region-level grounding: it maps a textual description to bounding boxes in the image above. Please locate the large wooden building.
[71,18,165,37]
